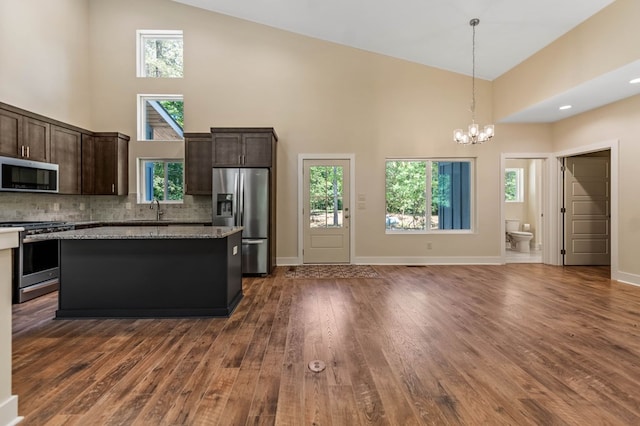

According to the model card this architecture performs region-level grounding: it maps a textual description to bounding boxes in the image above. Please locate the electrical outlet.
[427,241,433,250]
[53,202,60,211]
[79,203,85,211]
[125,202,132,210]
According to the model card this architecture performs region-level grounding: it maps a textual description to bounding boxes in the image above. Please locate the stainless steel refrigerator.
[212,168,270,275]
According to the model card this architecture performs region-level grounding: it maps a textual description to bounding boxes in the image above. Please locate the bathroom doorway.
[501,154,551,264]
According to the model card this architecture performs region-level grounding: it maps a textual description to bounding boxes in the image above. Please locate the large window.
[139,159,184,203]
[136,30,183,78]
[505,168,524,202]
[137,95,184,141]
[386,159,473,232]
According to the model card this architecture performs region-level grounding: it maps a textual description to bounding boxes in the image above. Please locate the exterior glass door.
[303,159,350,263]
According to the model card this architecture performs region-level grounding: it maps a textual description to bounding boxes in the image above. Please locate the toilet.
[505,220,534,253]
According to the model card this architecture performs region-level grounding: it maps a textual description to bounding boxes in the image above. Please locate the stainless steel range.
[0,221,74,303]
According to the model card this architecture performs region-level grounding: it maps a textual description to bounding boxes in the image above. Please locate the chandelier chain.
[470,19,476,118]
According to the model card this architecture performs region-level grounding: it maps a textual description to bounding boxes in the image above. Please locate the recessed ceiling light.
[630,77,640,84]
[559,105,572,110]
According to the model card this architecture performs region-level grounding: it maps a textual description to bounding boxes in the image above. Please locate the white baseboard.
[354,256,504,265]
[0,395,22,426]
[277,256,503,266]
[613,270,640,287]
[276,257,300,266]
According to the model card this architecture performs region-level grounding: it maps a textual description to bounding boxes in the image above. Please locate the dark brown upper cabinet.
[22,116,51,162]
[0,108,23,158]
[50,125,82,194]
[211,128,277,167]
[0,107,50,162]
[1,102,130,195]
[184,133,213,195]
[82,133,129,195]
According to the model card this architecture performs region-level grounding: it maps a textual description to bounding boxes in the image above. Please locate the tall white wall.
[0,0,92,129]
[86,0,552,262]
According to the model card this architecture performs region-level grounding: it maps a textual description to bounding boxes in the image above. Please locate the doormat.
[285,265,380,279]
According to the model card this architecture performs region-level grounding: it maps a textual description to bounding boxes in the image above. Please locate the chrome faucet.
[150,199,164,221]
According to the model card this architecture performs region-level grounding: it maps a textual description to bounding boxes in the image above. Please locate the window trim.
[137,94,184,142]
[136,158,185,204]
[136,29,183,78]
[505,167,524,203]
[385,158,475,234]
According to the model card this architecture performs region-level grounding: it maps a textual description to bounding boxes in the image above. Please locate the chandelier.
[453,18,494,144]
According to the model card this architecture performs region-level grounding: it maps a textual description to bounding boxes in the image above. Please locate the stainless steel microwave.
[0,156,58,193]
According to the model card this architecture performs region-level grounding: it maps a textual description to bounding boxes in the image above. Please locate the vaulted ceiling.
[173,0,640,122]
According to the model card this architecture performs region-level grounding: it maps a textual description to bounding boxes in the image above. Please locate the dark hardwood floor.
[12,264,640,425]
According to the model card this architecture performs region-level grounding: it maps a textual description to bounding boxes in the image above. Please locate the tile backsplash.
[0,192,212,223]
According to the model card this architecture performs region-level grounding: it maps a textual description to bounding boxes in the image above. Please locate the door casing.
[551,139,619,279]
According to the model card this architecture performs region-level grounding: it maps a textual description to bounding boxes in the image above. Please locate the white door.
[564,155,610,265]
[303,159,350,263]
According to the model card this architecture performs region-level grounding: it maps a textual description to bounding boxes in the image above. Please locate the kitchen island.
[29,226,243,318]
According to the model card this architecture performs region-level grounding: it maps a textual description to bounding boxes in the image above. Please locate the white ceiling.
[173,0,640,123]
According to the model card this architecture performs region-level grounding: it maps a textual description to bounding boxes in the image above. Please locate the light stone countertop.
[25,225,243,241]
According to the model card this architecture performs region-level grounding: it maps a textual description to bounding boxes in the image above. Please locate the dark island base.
[56,290,243,318]
[55,233,242,318]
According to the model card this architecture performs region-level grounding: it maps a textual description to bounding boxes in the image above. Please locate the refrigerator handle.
[233,171,239,226]
[239,170,245,227]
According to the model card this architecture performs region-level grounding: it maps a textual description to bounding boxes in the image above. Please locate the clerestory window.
[137,94,184,141]
[136,30,183,78]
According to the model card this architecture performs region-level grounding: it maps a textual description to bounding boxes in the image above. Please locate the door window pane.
[309,166,344,228]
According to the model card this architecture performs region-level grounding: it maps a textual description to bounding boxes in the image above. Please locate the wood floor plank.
[187,367,239,426]
[12,264,640,425]
[219,366,262,425]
